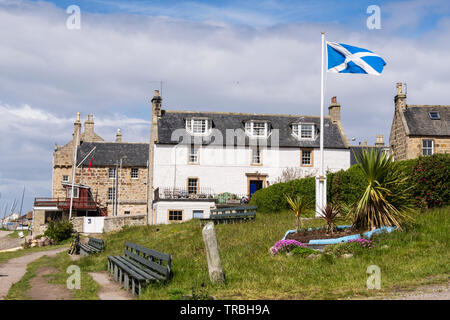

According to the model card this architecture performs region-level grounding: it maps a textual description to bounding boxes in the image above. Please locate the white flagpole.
[316,31,327,217]
[69,129,79,220]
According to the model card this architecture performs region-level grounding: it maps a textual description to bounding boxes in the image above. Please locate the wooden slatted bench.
[200,205,257,225]
[107,242,172,295]
[79,237,105,256]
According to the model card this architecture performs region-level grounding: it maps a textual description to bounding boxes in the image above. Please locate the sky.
[1,0,450,215]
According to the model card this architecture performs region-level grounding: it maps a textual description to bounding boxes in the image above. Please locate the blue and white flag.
[327,42,386,75]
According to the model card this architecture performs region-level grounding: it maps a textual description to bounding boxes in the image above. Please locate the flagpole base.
[315,175,327,217]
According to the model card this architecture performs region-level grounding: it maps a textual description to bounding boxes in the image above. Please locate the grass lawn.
[6,252,100,300]
[69,206,449,300]
[8,230,29,238]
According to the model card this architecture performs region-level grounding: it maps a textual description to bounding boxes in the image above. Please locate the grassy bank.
[6,252,99,300]
[71,206,449,299]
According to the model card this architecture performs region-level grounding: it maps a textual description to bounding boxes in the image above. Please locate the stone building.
[52,113,149,216]
[389,83,450,161]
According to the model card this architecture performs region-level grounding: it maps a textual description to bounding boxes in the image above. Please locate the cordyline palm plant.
[285,195,312,232]
[320,202,342,233]
[351,148,413,231]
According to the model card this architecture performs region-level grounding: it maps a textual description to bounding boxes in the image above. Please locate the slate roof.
[403,106,450,136]
[157,110,348,149]
[77,142,149,167]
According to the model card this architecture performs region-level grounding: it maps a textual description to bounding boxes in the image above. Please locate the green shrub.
[44,220,74,243]
[251,153,449,213]
[409,154,450,208]
[324,238,374,257]
[250,176,315,212]
[289,246,319,257]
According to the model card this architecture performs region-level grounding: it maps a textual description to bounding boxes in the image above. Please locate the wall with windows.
[405,137,450,159]
[153,144,349,196]
[53,165,148,216]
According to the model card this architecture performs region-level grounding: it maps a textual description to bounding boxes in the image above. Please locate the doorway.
[249,180,263,197]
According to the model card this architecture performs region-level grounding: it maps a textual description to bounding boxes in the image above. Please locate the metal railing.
[154,187,249,204]
[34,197,99,209]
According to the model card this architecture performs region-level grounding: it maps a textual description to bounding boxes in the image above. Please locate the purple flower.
[270,239,306,255]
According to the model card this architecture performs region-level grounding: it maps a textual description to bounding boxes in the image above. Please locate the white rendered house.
[148,91,350,224]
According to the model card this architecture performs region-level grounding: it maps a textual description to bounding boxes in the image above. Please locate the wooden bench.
[200,205,257,225]
[107,242,172,295]
[79,237,105,256]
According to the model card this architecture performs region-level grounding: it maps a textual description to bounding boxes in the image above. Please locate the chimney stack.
[84,114,95,139]
[375,134,384,146]
[152,90,162,118]
[395,82,407,113]
[115,128,122,142]
[73,112,81,146]
[328,96,341,124]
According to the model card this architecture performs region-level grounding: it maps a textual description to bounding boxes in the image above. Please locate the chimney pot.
[396,83,403,95]
[116,128,122,142]
[154,90,159,97]
[328,96,341,123]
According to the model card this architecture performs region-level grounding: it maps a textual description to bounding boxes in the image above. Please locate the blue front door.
[249,180,263,196]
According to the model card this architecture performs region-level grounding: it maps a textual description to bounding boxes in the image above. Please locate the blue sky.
[1,0,450,214]
[37,0,449,33]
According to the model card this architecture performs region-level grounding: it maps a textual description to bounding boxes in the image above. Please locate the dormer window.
[245,121,270,137]
[292,123,315,140]
[429,111,440,120]
[186,118,211,135]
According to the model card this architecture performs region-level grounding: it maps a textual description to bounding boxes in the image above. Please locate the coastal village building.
[34,90,354,233]
[148,91,351,224]
[33,114,149,235]
[390,83,450,160]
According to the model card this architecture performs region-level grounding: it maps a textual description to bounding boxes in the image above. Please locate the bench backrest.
[88,237,104,250]
[210,205,257,216]
[124,242,172,280]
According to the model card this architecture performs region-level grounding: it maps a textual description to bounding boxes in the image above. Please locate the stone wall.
[103,214,147,233]
[71,217,83,233]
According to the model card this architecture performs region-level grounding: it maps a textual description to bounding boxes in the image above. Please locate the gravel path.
[0,231,23,251]
[0,247,68,299]
[364,282,450,300]
[88,272,133,300]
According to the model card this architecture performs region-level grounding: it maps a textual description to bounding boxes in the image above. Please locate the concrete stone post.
[202,222,225,284]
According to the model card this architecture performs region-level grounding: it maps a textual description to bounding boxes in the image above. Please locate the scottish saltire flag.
[327,42,386,75]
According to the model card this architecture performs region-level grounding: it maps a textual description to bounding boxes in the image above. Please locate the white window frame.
[186,118,210,136]
[428,112,440,120]
[422,139,434,156]
[251,146,262,165]
[131,168,139,179]
[245,121,270,138]
[62,175,69,182]
[189,145,199,164]
[293,123,315,140]
[108,168,116,179]
[66,187,79,198]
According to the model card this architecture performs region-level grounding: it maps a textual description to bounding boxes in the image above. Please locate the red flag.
[88,157,94,171]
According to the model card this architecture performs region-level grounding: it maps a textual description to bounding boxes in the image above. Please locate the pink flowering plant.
[270,239,307,255]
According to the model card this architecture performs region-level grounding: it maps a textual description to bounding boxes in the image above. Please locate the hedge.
[250,153,449,212]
